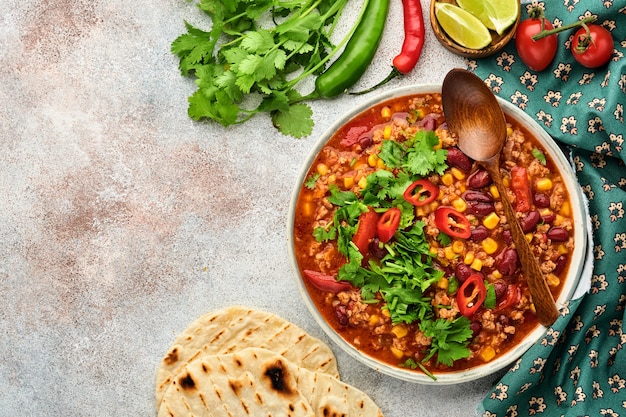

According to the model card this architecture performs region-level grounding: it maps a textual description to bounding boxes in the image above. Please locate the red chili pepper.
[349,0,424,94]
[303,270,353,293]
[456,273,487,317]
[510,166,532,213]
[403,179,438,206]
[352,207,380,256]
[377,207,401,243]
[434,207,471,239]
[493,284,522,313]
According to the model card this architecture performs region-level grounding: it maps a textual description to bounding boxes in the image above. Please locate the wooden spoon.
[441,68,558,327]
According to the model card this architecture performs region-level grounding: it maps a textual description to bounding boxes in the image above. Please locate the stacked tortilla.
[155,305,384,417]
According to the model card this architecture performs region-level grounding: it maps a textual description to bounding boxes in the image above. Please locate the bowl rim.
[287,83,588,384]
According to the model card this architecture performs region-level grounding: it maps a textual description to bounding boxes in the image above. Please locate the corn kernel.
[479,346,496,362]
[483,212,500,229]
[554,214,565,226]
[444,246,456,260]
[390,346,405,359]
[391,324,409,338]
[481,237,498,254]
[502,176,510,188]
[377,159,387,170]
[540,208,553,217]
[430,201,439,211]
[367,154,378,167]
[381,106,392,119]
[416,206,426,217]
[452,198,467,213]
[546,273,560,287]
[492,269,503,279]
[382,308,391,317]
[357,177,367,189]
[470,258,483,271]
[432,137,442,150]
[451,167,466,180]
[557,244,568,255]
[452,240,465,254]
[463,251,475,265]
[437,277,449,291]
[442,173,454,186]
[429,246,439,256]
[368,315,379,326]
[529,303,536,314]
[489,185,499,199]
[506,126,514,137]
[525,233,533,243]
[535,177,553,191]
[343,176,354,189]
[458,182,467,193]
[328,174,336,184]
[560,201,571,217]
[302,202,313,217]
[383,125,392,139]
[316,163,329,175]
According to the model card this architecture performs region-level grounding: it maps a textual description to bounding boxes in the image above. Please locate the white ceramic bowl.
[287,84,588,384]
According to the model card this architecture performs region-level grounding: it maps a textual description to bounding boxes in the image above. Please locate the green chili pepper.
[314,0,390,98]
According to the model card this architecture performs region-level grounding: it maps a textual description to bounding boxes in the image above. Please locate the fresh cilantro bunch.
[171,0,349,138]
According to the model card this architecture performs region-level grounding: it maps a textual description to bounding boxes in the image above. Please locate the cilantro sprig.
[171,0,351,138]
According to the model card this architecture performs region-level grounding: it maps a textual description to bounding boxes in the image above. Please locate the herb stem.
[531,16,596,41]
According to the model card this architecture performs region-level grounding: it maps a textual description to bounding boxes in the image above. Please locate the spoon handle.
[485,159,559,327]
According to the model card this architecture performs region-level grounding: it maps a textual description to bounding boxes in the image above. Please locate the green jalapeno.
[314,0,390,98]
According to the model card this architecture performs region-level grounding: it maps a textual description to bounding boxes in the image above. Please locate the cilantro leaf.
[420,316,473,367]
[271,103,314,138]
[404,130,448,176]
[304,173,320,189]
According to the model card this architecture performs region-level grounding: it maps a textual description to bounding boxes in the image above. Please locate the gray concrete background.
[0,0,502,415]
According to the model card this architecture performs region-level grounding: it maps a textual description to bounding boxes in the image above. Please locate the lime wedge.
[456,0,519,35]
[435,3,492,50]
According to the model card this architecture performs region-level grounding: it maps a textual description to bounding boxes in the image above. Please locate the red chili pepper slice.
[456,273,487,317]
[303,270,353,293]
[352,207,380,256]
[493,284,522,313]
[377,207,401,243]
[511,166,532,213]
[434,207,471,239]
[403,179,438,206]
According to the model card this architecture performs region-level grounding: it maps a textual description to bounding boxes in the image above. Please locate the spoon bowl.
[442,69,559,327]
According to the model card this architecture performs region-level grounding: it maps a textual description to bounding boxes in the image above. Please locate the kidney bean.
[419,113,439,131]
[463,190,493,202]
[547,227,570,242]
[466,201,495,216]
[469,321,482,338]
[534,193,550,208]
[553,254,568,275]
[501,230,512,244]
[541,212,556,224]
[493,280,508,302]
[358,135,373,149]
[369,238,387,259]
[455,263,473,282]
[335,304,349,326]
[520,210,541,233]
[496,248,519,276]
[379,333,394,347]
[467,169,492,189]
[470,225,489,242]
[497,314,512,327]
[446,147,473,172]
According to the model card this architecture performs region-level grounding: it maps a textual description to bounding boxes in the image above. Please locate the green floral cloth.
[467,0,626,415]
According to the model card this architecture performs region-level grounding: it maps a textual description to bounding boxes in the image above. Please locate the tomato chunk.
[494,284,522,313]
[352,208,379,256]
[511,166,532,213]
[456,274,487,317]
[377,207,401,243]
[303,270,353,293]
[403,179,438,206]
[434,207,471,239]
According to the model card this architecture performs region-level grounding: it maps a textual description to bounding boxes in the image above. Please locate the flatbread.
[155,306,339,407]
[158,347,384,417]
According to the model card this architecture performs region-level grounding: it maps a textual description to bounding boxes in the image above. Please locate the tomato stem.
[531,16,596,41]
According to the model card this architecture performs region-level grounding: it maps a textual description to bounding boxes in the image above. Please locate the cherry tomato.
[403,179,438,206]
[456,273,487,317]
[303,270,353,293]
[434,207,471,239]
[571,24,613,68]
[377,207,401,243]
[352,208,379,256]
[515,16,557,71]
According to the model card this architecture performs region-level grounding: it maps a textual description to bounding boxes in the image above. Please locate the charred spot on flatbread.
[163,347,179,366]
[263,359,295,396]
[178,372,196,391]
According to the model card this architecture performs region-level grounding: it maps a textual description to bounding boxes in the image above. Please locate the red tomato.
[434,207,471,239]
[494,284,522,313]
[571,24,613,68]
[352,208,379,256]
[377,207,401,243]
[510,166,532,213]
[456,273,487,317]
[303,270,353,293]
[515,16,558,71]
[403,179,438,206]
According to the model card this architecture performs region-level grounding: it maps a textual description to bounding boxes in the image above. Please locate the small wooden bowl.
[430,0,520,58]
